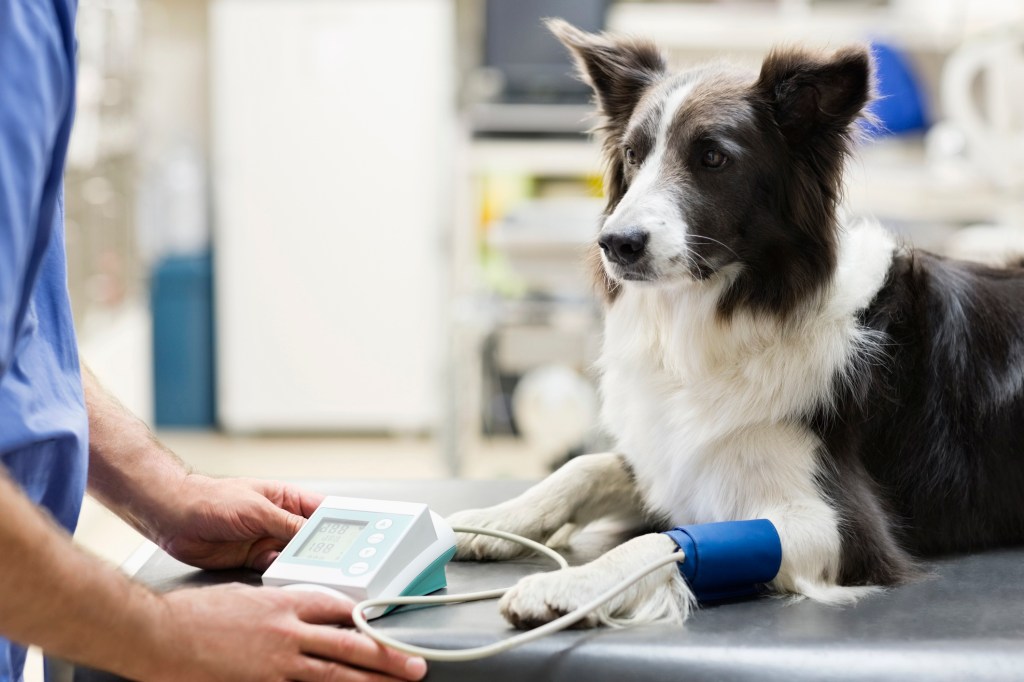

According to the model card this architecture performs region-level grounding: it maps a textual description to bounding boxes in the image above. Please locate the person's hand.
[154,474,324,571]
[152,583,427,682]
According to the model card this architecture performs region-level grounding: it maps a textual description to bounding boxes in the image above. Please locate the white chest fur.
[597,221,896,526]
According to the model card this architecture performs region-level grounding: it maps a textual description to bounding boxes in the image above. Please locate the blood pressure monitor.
[265,497,783,661]
[263,497,457,619]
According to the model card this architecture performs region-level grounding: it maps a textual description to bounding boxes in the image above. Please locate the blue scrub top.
[1,1,88,680]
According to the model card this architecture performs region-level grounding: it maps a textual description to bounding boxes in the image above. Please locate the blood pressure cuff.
[662,520,782,603]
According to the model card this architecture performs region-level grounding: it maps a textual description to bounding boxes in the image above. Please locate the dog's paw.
[499,533,693,629]
[447,505,551,561]
[499,567,605,629]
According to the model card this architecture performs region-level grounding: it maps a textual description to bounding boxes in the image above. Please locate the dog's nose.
[599,230,649,266]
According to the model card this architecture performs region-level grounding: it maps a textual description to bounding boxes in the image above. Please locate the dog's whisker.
[678,247,716,276]
[686,233,740,259]
[691,251,716,272]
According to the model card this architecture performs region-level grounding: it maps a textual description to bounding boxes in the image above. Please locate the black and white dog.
[449,20,1024,628]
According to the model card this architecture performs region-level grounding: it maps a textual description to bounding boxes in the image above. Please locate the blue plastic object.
[151,252,216,427]
[662,519,782,603]
[865,41,929,138]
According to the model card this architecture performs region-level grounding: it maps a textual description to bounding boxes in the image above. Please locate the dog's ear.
[546,18,666,129]
[755,46,872,144]
[547,19,664,304]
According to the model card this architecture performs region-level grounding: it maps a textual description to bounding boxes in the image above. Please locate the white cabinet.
[211,0,453,432]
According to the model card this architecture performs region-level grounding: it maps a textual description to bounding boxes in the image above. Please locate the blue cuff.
[662,520,782,603]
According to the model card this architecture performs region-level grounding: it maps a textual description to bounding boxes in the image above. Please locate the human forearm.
[0,470,168,679]
[83,364,321,570]
[0,470,426,681]
[83,364,190,540]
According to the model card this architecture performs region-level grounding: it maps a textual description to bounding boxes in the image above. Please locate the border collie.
[449,19,1024,628]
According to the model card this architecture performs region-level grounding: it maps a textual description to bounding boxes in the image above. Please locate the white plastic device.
[262,496,456,619]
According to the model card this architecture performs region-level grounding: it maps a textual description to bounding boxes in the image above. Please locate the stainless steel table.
[70,479,1024,681]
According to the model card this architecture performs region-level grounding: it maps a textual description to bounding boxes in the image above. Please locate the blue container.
[865,41,929,138]
[151,252,216,427]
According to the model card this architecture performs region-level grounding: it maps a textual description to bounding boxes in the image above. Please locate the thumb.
[261,501,309,543]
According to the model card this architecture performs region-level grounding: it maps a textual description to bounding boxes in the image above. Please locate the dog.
[447,19,1024,629]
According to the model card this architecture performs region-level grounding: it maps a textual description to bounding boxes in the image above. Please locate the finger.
[287,588,356,624]
[291,655,424,682]
[249,546,283,572]
[243,536,285,570]
[282,484,326,518]
[297,628,427,682]
[252,479,325,518]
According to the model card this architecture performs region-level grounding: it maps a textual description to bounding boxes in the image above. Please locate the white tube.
[352,525,683,662]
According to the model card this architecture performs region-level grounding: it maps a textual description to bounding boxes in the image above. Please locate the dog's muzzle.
[599,229,649,267]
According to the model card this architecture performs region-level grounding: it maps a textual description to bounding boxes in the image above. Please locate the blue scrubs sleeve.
[0,0,74,376]
[0,1,86,681]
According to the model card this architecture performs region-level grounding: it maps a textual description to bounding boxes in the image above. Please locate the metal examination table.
[69,479,1024,681]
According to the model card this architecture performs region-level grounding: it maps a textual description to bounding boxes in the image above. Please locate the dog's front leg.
[765,503,881,605]
[448,452,646,561]
[499,532,692,629]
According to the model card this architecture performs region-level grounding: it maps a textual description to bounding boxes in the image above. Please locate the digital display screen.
[295,519,367,563]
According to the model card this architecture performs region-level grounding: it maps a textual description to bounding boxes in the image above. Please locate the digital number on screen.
[295,519,368,563]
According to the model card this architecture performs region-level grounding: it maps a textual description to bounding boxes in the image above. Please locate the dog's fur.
[448,20,1024,628]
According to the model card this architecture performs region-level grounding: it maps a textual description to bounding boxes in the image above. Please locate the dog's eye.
[702,149,728,169]
[625,147,637,165]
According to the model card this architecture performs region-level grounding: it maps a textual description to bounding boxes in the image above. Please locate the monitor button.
[348,562,369,575]
[367,533,385,545]
[358,547,377,559]
[374,519,393,530]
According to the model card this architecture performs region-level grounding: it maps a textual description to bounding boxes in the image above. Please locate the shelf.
[469,137,602,176]
[469,103,597,136]
[608,3,965,55]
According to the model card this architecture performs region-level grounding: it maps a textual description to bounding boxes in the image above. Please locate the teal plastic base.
[382,545,457,616]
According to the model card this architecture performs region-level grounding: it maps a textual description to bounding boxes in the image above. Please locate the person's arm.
[84,364,195,540]
[0,469,164,678]
[84,365,313,570]
[0,470,426,681]
[78,366,429,679]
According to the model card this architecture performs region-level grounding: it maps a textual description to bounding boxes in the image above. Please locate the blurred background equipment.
[941,32,1024,192]
[469,0,612,136]
[482,0,611,104]
[938,31,1024,262]
[486,197,604,298]
[151,253,216,427]
[65,0,150,418]
[512,364,600,464]
[209,0,453,434]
